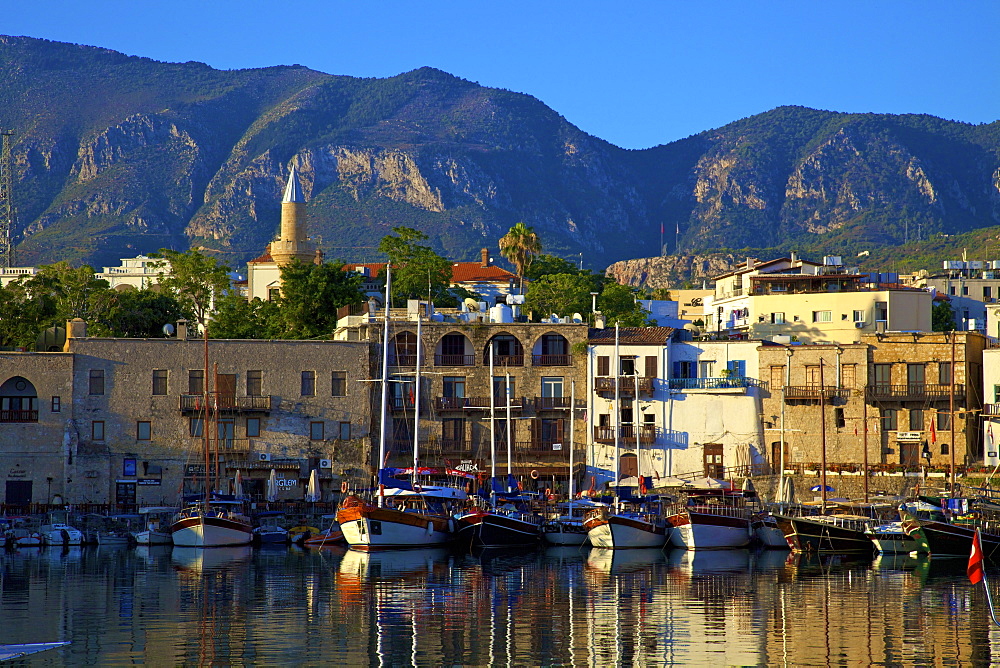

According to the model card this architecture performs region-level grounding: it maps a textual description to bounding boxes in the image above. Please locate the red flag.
[970,529,985,585]
[930,418,937,444]
[588,475,596,497]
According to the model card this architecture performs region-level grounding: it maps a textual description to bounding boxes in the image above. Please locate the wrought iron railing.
[865,383,962,401]
[593,425,658,443]
[179,395,274,412]
[532,354,573,367]
[434,354,476,366]
[668,377,767,391]
[595,376,654,393]
[783,386,852,401]
[0,409,38,423]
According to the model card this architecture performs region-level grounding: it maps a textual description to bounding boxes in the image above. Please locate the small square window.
[310,421,325,441]
[51,396,60,413]
[247,370,262,397]
[89,369,105,395]
[301,371,316,397]
[338,421,351,440]
[331,371,347,397]
[152,370,167,395]
[137,421,151,440]
[92,420,105,441]
[941,442,950,455]
[189,417,204,438]
[247,417,261,438]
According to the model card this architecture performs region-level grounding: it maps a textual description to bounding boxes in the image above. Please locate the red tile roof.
[340,261,515,284]
[588,326,675,345]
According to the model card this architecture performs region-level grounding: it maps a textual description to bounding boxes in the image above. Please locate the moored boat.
[38,522,84,547]
[133,507,176,546]
[668,488,757,550]
[542,500,604,546]
[170,500,253,548]
[752,513,791,549]
[456,496,542,549]
[338,486,460,551]
[584,499,670,549]
[781,514,876,554]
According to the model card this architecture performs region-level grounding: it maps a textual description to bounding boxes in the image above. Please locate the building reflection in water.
[0,545,997,664]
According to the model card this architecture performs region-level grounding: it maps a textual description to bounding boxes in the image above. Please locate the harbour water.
[1,544,997,665]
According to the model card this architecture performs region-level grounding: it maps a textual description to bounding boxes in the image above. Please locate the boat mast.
[819,358,828,509]
[489,343,496,500]
[411,314,422,490]
[862,390,869,503]
[202,322,210,509]
[635,370,641,493]
[950,331,956,498]
[506,370,513,492]
[569,380,575,510]
[614,323,620,511]
[377,266,391,508]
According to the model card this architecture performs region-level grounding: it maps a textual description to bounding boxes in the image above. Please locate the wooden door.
[703,443,724,478]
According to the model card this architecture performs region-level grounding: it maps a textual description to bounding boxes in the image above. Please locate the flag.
[660,222,664,235]
[930,418,937,444]
[969,528,985,585]
[588,475,596,497]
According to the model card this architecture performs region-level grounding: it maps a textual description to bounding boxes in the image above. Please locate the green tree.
[26,262,112,323]
[499,222,541,291]
[599,282,652,327]
[153,249,232,332]
[0,280,57,348]
[525,253,578,280]
[208,293,281,339]
[931,299,956,332]
[273,260,365,338]
[524,273,595,319]
[91,288,190,338]
[378,227,453,306]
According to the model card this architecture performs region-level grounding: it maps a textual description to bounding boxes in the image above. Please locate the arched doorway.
[0,376,38,423]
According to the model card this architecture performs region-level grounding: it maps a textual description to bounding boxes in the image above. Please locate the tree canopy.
[378,226,453,307]
[153,249,232,329]
[499,222,541,291]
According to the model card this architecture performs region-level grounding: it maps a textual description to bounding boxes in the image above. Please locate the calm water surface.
[1,544,997,666]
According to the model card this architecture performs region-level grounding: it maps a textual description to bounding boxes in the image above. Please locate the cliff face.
[0,36,998,270]
[605,254,742,289]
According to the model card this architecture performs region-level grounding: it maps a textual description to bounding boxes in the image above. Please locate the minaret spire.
[271,163,313,267]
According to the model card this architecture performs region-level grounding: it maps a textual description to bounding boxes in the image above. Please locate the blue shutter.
[672,361,682,379]
[727,360,746,377]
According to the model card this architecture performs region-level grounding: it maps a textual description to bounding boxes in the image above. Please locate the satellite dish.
[572,313,583,323]
[162,323,175,337]
[464,297,481,312]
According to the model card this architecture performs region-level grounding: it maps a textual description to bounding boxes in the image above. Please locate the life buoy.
[545,488,552,497]
[341,481,348,493]
[530,470,539,480]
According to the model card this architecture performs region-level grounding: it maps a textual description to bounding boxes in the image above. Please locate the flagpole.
[970,528,1000,627]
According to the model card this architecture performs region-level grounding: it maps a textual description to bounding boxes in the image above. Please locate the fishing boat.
[781,513,876,554]
[667,487,758,550]
[133,506,175,546]
[38,522,84,547]
[901,498,1000,558]
[584,497,671,549]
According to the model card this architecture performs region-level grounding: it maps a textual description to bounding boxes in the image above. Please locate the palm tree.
[499,222,541,293]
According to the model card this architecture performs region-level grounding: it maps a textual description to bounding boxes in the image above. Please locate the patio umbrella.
[266,469,278,503]
[779,477,796,504]
[305,469,321,502]
[690,477,731,489]
[233,469,244,498]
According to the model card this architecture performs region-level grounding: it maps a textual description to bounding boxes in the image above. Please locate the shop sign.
[896,431,922,441]
[454,460,481,473]
[137,479,161,486]
[8,469,26,478]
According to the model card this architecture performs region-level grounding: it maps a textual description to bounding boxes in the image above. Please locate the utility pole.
[0,130,16,269]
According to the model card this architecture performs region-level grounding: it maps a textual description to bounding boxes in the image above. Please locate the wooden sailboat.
[542,380,591,546]
[170,327,252,548]
[338,274,458,550]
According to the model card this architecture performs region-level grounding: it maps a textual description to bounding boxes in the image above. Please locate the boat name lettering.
[454,460,481,473]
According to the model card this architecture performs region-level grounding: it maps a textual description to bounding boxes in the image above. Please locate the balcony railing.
[390,354,418,367]
[783,386,852,402]
[434,354,476,367]
[594,376,654,393]
[593,425,658,444]
[532,354,573,367]
[0,409,38,423]
[865,383,963,401]
[179,395,274,412]
[193,437,253,453]
[533,396,585,410]
[983,404,1000,416]
[389,396,416,412]
[668,377,767,392]
[483,354,524,367]
[434,396,526,411]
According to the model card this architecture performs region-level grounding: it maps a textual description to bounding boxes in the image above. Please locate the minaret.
[269,165,315,266]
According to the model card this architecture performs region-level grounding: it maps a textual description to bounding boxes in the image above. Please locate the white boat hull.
[170,514,252,548]
[671,517,752,550]
[134,529,173,546]
[586,516,669,549]
[341,515,452,549]
[39,525,84,547]
[542,526,589,546]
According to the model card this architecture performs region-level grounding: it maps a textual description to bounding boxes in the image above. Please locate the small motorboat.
[134,507,176,546]
[303,516,344,547]
[38,523,84,547]
[752,513,790,549]
[1,518,43,548]
[287,523,320,545]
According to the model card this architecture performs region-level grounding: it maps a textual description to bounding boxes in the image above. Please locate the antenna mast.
[0,130,16,269]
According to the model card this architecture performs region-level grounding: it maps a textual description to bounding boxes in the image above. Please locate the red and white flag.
[970,528,985,585]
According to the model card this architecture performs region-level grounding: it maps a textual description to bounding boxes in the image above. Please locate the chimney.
[176,319,189,341]
[481,248,489,268]
[790,251,799,263]
[66,318,87,340]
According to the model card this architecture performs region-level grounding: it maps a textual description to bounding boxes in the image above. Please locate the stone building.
[758,331,986,472]
[0,319,372,507]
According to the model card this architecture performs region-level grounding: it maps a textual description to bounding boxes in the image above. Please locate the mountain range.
[1,35,999,273]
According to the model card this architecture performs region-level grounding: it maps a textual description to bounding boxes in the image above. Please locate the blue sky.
[6,1,998,149]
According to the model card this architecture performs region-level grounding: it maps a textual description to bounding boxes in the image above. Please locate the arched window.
[532,333,571,366]
[390,331,418,366]
[0,376,39,423]
[435,333,473,366]
[483,334,524,366]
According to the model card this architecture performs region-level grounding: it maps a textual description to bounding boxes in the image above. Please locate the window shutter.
[531,418,541,445]
[672,361,683,379]
[598,356,610,376]
[555,419,565,443]
[645,356,657,378]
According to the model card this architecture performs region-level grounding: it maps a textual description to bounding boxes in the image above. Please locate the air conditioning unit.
[319,459,332,469]
[854,321,866,328]
[257,452,271,462]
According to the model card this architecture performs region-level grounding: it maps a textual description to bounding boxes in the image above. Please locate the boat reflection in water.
[171,545,252,573]
[338,547,451,581]
[667,548,751,574]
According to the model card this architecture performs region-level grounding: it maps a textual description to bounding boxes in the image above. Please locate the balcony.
[0,409,38,423]
[668,377,767,393]
[594,376,654,394]
[865,383,963,402]
[593,425,658,444]
[783,386,852,402]
[389,396,416,412]
[390,354,418,367]
[434,396,525,411]
[983,404,1000,417]
[179,395,274,413]
[514,441,579,456]
[483,354,524,367]
[191,437,254,454]
[532,354,573,367]
[434,354,476,367]
[533,397,585,410]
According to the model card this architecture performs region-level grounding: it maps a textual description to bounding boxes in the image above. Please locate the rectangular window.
[338,421,351,440]
[805,365,821,387]
[247,417,261,438]
[985,286,993,300]
[939,363,952,386]
[941,442,950,455]
[907,364,925,386]
[92,420,105,441]
[672,361,695,379]
[841,364,857,389]
[188,370,204,396]
[881,409,897,432]
[597,356,610,376]
[994,384,1000,403]
[963,285,969,296]
[301,371,316,396]
[309,421,324,440]
[949,286,956,296]
[770,365,785,390]
[189,417,203,438]
[645,356,657,378]
[771,312,785,324]
[812,311,832,323]
[619,357,636,375]
[909,409,924,432]
[152,370,167,396]
[834,408,846,429]
[937,411,951,431]
[89,369,105,395]
[726,360,746,377]
[247,370,262,397]
[136,421,151,440]
[331,371,347,397]
[443,376,467,399]
[699,360,715,378]
[875,301,888,322]
[873,363,892,388]
[442,418,465,446]
[541,377,564,398]
[853,310,865,323]
[51,396,60,413]
[493,376,515,400]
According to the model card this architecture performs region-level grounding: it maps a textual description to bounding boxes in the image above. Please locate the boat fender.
[530,470,539,480]
[465,481,471,493]
[341,481,348,493]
